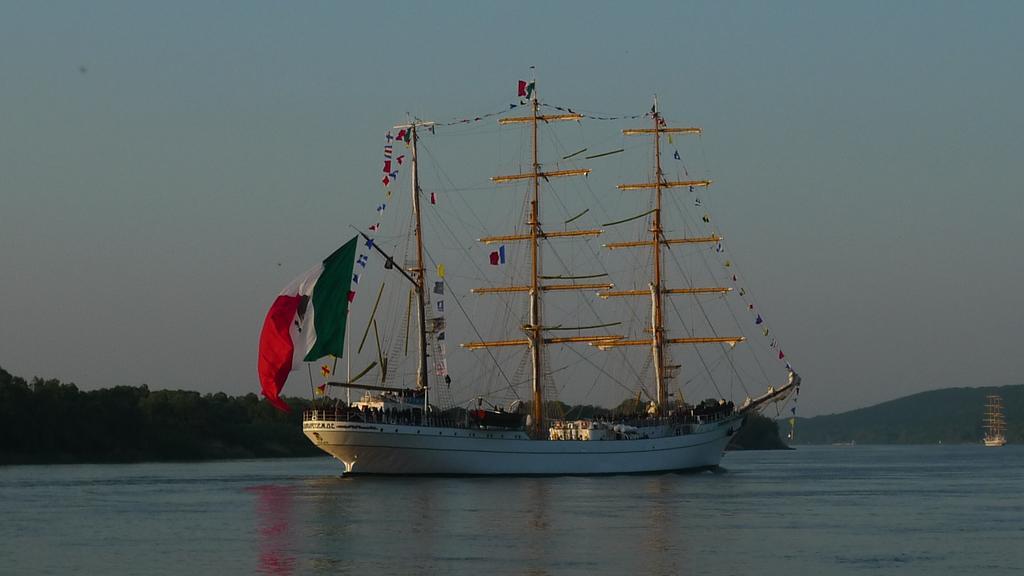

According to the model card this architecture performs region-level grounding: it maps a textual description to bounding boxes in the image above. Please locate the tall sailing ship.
[258,80,801,474]
[983,394,1007,447]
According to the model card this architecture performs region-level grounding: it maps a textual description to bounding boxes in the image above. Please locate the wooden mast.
[651,98,667,411]
[528,89,543,438]
[461,81,614,438]
[597,106,744,413]
[392,119,436,414]
[410,124,429,397]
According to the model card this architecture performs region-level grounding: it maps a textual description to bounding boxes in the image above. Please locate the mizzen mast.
[597,100,742,413]
[462,81,619,438]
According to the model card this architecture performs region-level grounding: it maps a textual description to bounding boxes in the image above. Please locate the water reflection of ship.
[251,472,705,573]
[251,485,297,576]
[643,476,682,575]
[524,481,551,576]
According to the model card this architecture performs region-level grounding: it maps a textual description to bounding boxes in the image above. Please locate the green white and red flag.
[517,80,535,99]
[258,236,358,411]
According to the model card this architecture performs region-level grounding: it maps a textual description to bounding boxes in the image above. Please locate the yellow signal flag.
[437,263,446,278]
[320,364,331,377]
[316,383,327,396]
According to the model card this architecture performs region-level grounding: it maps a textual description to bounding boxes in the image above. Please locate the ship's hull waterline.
[303,416,743,475]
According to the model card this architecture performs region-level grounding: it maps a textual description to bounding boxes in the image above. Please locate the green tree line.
[0,366,320,464]
[1,366,787,464]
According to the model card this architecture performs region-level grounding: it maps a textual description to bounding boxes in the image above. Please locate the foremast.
[354,120,434,413]
[462,82,620,438]
[597,100,742,414]
[408,122,430,393]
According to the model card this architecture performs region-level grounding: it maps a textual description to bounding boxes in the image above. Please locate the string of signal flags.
[357,78,797,415]
[414,77,653,132]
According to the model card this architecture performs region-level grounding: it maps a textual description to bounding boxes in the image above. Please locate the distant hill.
[788,384,1023,445]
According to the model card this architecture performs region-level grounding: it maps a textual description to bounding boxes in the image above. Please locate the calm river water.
[2,445,1021,575]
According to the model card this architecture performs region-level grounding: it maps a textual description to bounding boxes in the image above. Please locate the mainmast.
[650,98,667,409]
[462,81,619,438]
[597,102,743,413]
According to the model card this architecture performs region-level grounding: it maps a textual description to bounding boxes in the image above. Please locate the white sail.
[983,394,1007,447]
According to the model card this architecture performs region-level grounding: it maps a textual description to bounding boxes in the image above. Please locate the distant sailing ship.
[258,80,801,474]
[983,394,1007,447]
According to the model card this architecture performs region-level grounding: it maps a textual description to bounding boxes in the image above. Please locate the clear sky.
[2,1,1022,416]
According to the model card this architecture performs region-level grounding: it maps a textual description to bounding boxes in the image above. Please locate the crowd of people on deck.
[305,397,736,430]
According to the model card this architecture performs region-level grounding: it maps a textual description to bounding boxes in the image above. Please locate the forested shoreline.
[1,366,787,465]
[0,366,320,464]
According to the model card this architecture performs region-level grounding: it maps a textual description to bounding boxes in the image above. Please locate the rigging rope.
[601,208,657,228]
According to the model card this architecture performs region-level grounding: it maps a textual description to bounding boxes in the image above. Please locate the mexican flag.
[518,80,535,99]
[258,236,358,411]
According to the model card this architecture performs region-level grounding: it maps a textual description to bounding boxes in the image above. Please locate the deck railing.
[303,408,464,429]
[303,403,737,431]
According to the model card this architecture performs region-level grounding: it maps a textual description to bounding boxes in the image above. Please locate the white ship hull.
[984,436,1006,447]
[303,415,743,475]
